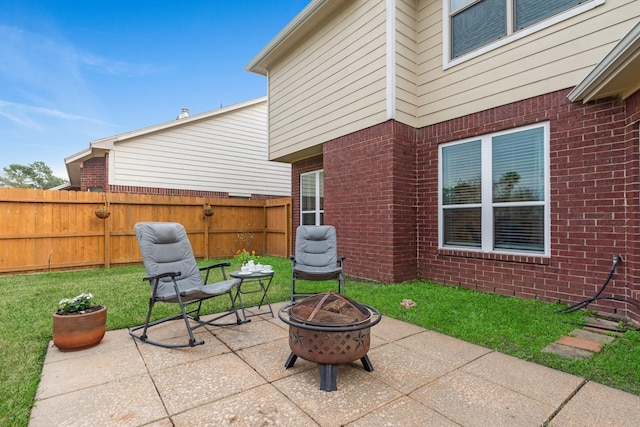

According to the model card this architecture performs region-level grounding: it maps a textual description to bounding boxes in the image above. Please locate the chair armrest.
[143,271,181,282]
[200,262,232,283]
[199,262,231,272]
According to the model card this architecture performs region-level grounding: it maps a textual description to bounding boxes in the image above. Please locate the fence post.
[104,215,111,268]
[204,214,210,259]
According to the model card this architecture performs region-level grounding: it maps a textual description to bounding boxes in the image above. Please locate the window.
[439,123,549,255]
[300,170,324,225]
[445,0,603,64]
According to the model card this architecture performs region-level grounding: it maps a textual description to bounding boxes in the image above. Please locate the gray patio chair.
[290,225,346,301]
[129,222,246,348]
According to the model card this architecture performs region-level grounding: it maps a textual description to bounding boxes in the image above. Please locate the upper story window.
[439,123,550,255]
[444,0,604,66]
[300,170,324,226]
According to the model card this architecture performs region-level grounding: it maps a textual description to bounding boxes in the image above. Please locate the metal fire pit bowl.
[278,292,382,392]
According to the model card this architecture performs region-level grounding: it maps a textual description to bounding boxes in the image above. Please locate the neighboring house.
[64,97,291,199]
[247,1,640,321]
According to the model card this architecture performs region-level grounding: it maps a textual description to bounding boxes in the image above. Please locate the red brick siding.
[419,88,639,318]
[292,122,417,282]
[108,185,228,198]
[290,88,640,321]
[80,156,108,192]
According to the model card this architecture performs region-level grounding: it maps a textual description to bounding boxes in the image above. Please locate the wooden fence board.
[0,188,291,274]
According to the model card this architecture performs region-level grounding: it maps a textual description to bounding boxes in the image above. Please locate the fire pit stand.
[278,293,382,392]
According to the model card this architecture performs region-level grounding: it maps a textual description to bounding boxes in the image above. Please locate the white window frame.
[438,122,550,256]
[300,170,324,226]
[442,0,605,69]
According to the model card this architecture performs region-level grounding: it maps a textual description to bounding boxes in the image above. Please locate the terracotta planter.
[52,306,107,351]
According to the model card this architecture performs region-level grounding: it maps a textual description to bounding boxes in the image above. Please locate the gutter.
[568,21,640,103]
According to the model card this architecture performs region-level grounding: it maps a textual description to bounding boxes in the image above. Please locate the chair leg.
[175,291,201,346]
[139,297,156,341]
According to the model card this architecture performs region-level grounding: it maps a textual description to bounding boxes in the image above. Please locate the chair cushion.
[160,279,240,303]
[294,265,342,280]
[135,222,202,300]
[295,225,338,268]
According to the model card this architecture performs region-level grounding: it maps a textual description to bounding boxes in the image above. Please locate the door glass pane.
[302,213,316,226]
[515,0,583,30]
[443,140,481,205]
[444,207,482,247]
[301,174,316,211]
[452,0,506,58]
[318,171,324,211]
[492,127,544,203]
[494,206,544,251]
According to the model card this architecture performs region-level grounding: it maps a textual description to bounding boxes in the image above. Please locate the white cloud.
[0,100,107,129]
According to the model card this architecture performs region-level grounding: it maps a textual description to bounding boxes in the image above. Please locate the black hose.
[558,257,640,313]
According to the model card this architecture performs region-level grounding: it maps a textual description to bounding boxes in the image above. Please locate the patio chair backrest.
[295,225,338,269]
[134,222,202,299]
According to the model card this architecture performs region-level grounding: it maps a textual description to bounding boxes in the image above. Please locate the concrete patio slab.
[272,365,403,427]
[30,373,167,426]
[394,330,492,366]
[235,337,316,382]
[36,344,147,399]
[367,342,459,394]
[347,396,460,427]
[410,369,556,426]
[30,305,640,426]
[551,381,640,427]
[150,352,266,415]
[461,351,585,407]
[209,316,288,351]
[171,384,317,426]
[136,330,228,371]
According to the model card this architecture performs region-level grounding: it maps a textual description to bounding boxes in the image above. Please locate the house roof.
[245,0,339,75]
[568,21,640,103]
[64,97,267,187]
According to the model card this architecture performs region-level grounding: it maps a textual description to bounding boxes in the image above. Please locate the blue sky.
[0,0,310,178]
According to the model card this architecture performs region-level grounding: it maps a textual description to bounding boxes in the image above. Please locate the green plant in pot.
[52,293,107,352]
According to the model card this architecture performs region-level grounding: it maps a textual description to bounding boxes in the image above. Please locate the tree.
[0,161,68,189]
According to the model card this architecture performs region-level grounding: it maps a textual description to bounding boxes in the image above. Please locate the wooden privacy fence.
[0,188,292,275]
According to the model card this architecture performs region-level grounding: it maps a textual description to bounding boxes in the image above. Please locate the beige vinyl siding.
[110,102,291,197]
[395,0,419,125]
[416,0,639,127]
[268,0,388,162]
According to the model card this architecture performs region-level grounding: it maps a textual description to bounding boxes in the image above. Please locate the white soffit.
[568,21,640,103]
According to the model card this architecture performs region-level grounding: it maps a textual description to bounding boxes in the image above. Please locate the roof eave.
[245,0,330,75]
[568,22,640,103]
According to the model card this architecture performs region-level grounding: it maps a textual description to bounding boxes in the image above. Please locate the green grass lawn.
[1,256,639,426]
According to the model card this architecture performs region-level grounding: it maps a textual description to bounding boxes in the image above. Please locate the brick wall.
[108,185,228,198]
[80,156,108,192]
[419,88,639,319]
[290,88,640,321]
[292,121,417,282]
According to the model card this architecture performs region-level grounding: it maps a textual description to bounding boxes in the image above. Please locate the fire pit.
[278,292,382,391]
